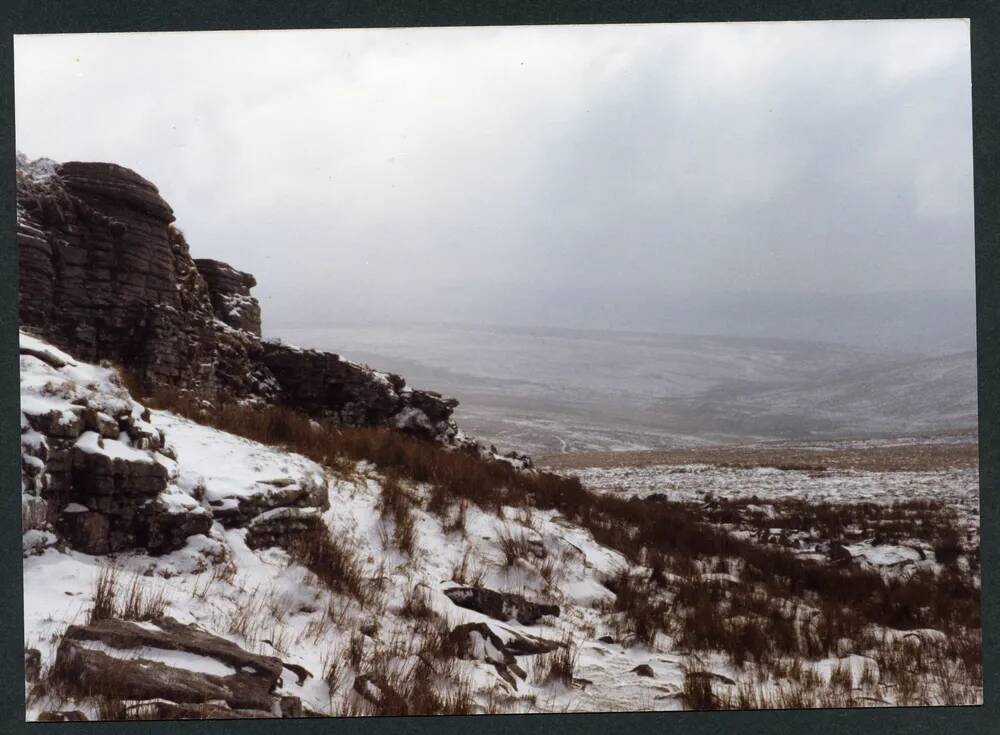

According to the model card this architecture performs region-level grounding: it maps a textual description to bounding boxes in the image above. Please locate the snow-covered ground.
[23,419,686,716]
[21,333,982,718]
[547,438,980,588]
[563,462,978,509]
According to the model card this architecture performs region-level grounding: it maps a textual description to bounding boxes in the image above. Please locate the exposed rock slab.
[53,617,283,712]
[444,587,560,625]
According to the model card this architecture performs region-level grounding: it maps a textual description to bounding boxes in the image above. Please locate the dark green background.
[1,1,996,733]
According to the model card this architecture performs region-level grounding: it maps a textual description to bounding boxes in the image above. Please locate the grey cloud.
[14,20,974,345]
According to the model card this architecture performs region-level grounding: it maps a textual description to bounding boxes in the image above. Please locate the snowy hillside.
[20,331,683,717]
[21,332,982,719]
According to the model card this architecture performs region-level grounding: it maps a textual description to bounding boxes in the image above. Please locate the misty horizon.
[263,287,976,357]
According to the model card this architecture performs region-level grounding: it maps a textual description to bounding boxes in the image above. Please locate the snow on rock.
[19,330,348,561]
[19,331,207,556]
[54,617,285,712]
[153,410,330,528]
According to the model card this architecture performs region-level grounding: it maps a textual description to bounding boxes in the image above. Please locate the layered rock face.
[194,258,262,336]
[18,158,223,396]
[16,154,458,442]
[19,334,212,555]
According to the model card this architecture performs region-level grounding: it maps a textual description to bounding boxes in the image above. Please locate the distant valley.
[271,322,978,454]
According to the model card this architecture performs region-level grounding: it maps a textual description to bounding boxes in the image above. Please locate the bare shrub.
[399,585,435,622]
[933,531,963,567]
[347,631,366,671]
[452,549,487,587]
[682,670,719,710]
[118,576,168,622]
[607,571,667,647]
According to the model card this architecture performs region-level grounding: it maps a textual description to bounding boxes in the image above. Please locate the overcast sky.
[14,20,974,338]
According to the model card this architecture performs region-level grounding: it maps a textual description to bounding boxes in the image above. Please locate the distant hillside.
[273,323,979,454]
[721,350,978,437]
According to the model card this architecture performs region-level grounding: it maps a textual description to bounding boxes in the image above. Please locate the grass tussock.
[495,524,540,568]
[378,473,417,556]
[532,638,578,686]
[89,565,167,624]
[286,519,370,606]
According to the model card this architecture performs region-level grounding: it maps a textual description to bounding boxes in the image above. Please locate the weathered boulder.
[447,622,527,689]
[829,542,853,565]
[211,477,328,529]
[631,664,655,678]
[444,587,560,625]
[245,507,325,551]
[53,617,283,712]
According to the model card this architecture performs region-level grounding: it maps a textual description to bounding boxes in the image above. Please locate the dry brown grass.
[378,473,416,556]
[532,637,578,686]
[708,496,969,551]
[399,585,435,622]
[88,565,167,624]
[495,525,537,568]
[605,572,668,647]
[286,519,370,606]
[539,439,978,473]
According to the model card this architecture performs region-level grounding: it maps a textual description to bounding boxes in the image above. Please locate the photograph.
[13,18,981,721]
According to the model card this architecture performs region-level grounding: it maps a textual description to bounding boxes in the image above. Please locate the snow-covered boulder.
[443,586,560,625]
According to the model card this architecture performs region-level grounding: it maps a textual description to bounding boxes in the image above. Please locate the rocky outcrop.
[210,476,328,529]
[20,334,211,555]
[53,617,288,714]
[443,587,560,625]
[16,153,459,443]
[447,622,526,689]
[261,342,458,441]
[20,330,338,557]
[446,622,562,690]
[17,157,226,398]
